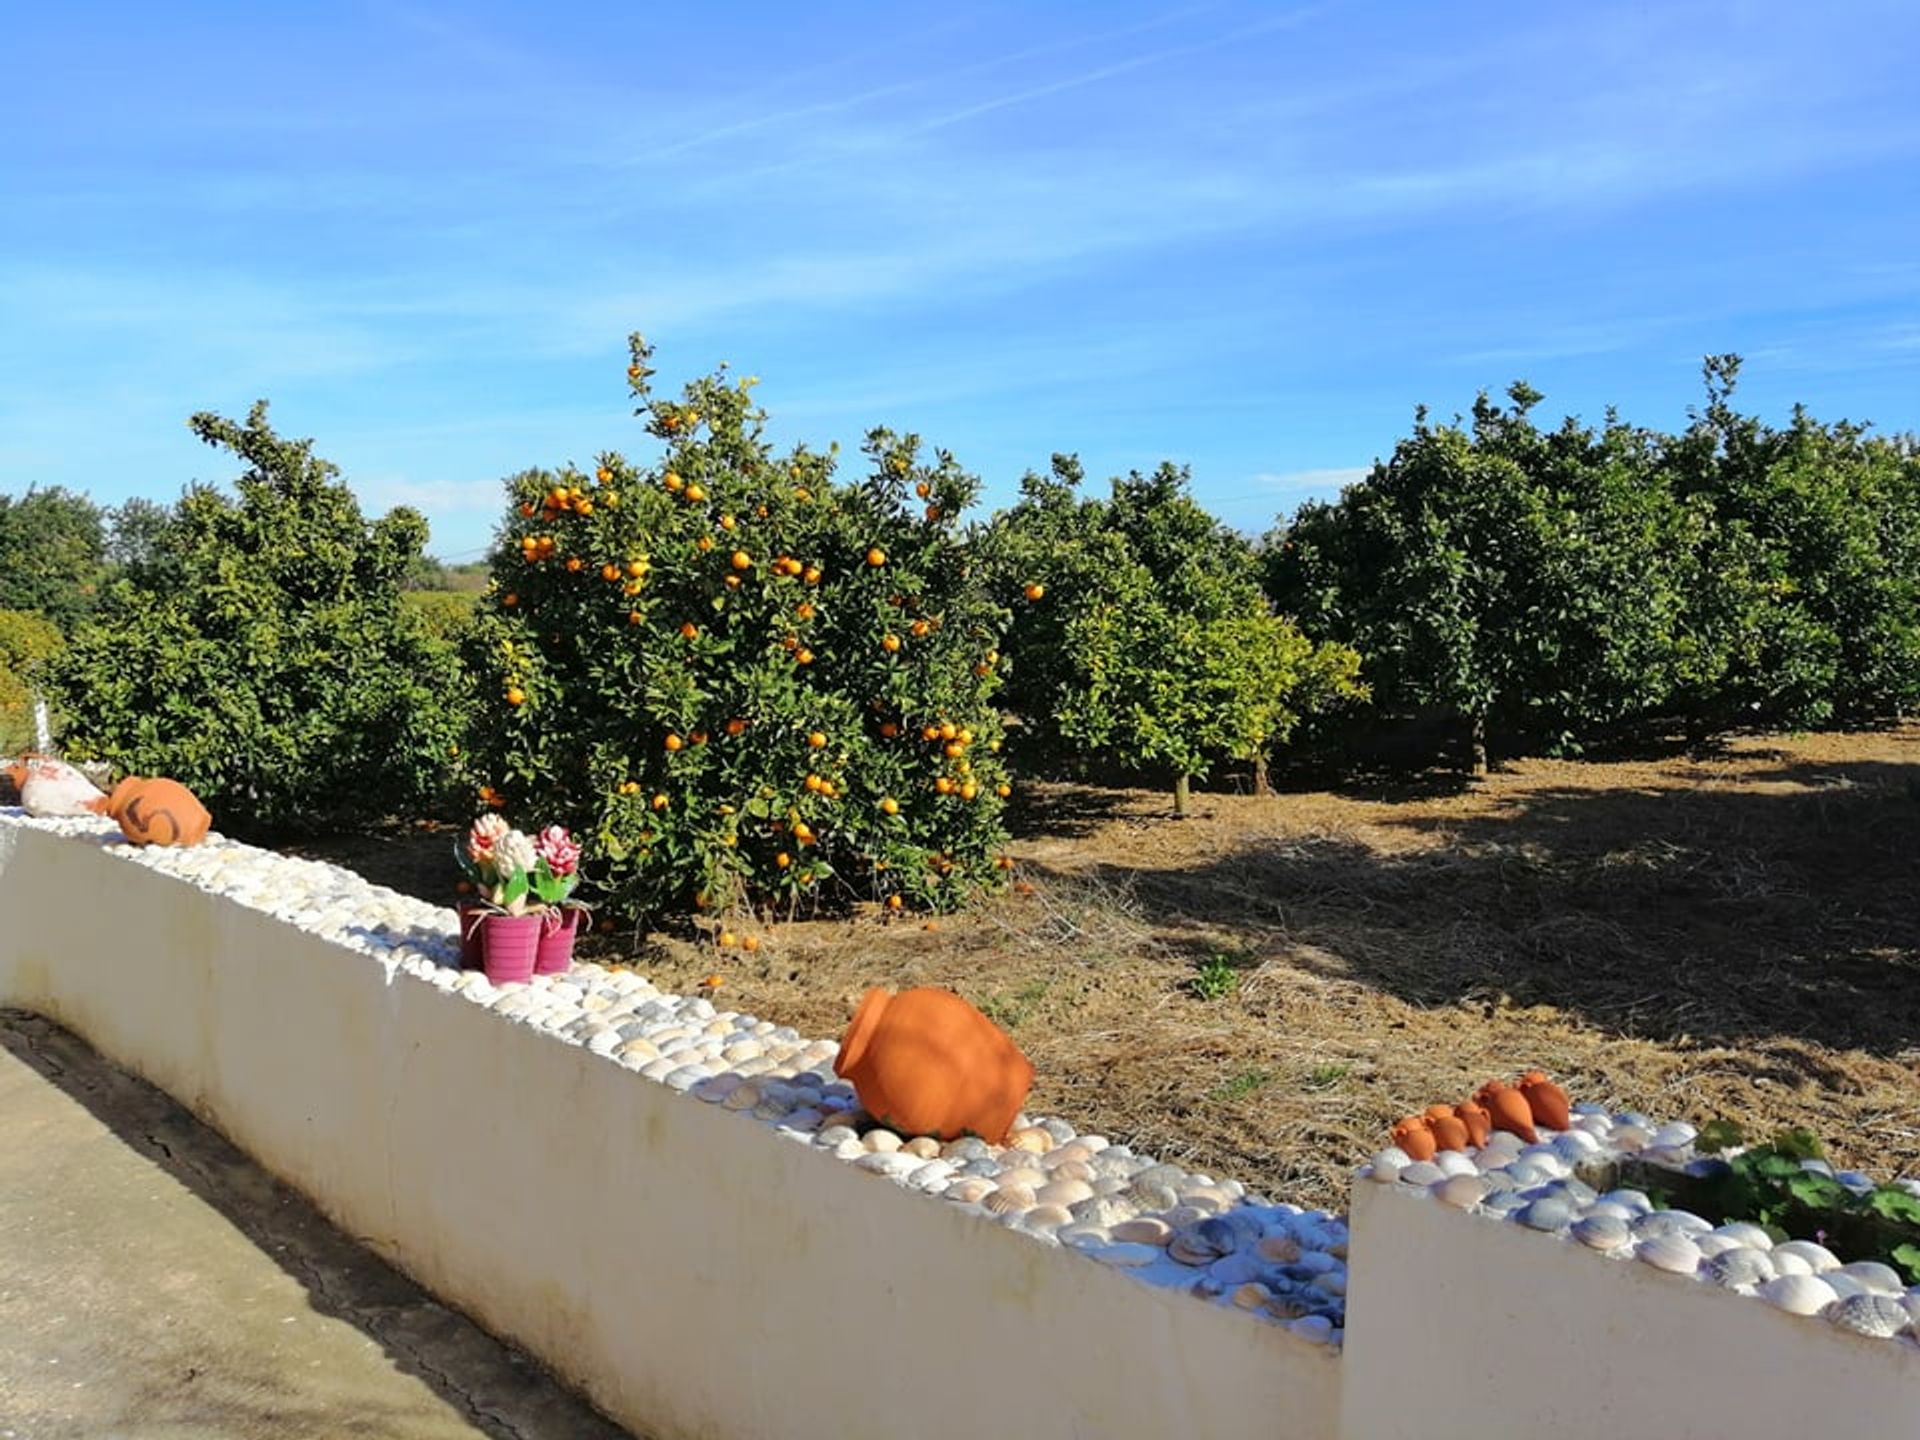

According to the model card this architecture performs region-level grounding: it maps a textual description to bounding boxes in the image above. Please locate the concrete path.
[0,1011,642,1440]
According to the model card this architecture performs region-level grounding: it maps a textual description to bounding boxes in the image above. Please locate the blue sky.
[5,2,1919,562]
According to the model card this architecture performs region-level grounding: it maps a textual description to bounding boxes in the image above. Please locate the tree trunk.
[1173,773,1192,817]
[1252,751,1271,797]
[1468,710,1489,778]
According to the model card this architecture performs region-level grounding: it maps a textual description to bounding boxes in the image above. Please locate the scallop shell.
[1365,1151,1404,1185]
[1110,1217,1172,1246]
[1692,1233,1744,1261]
[1036,1178,1095,1208]
[1710,1221,1774,1250]
[1757,1273,1838,1316]
[1168,1218,1239,1266]
[1638,1209,1712,1238]
[1836,1261,1905,1295]
[1703,1247,1776,1290]
[1552,1129,1602,1162]
[1398,1160,1446,1187]
[1599,1188,1653,1216]
[1434,1151,1480,1178]
[1434,1174,1489,1210]
[1650,1121,1697,1148]
[1826,1292,1912,1339]
[1517,1197,1575,1233]
[984,1184,1036,1215]
[1771,1239,1840,1273]
[1571,1214,1633,1254]
[942,1176,997,1205]
[1634,1233,1702,1275]
[1257,1234,1302,1263]
[1822,1274,1869,1302]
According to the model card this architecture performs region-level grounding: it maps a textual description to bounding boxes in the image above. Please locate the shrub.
[42,403,468,837]
[0,609,63,753]
[463,339,1013,924]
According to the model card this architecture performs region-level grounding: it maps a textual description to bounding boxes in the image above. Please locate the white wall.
[1340,1180,1920,1439]
[0,820,1338,1440]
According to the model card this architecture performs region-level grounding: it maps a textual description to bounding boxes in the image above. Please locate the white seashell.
[1111,1217,1172,1246]
[1611,1124,1651,1151]
[1434,1174,1489,1210]
[1772,1239,1840,1273]
[1022,1204,1074,1230]
[1517,1197,1575,1233]
[1312,1270,1347,1297]
[1232,1282,1273,1310]
[1434,1151,1480,1178]
[1517,1146,1571,1179]
[1637,1209,1712,1238]
[1758,1274,1838,1315]
[1635,1233,1702,1275]
[1036,1179,1094,1208]
[1823,1274,1869,1302]
[1826,1292,1912,1339]
[1581,1200,1636,1223]
[1553,1130,1602,1161]
[1090,1242,1165,1268]
[1693,1233,1744,1261]
[1711,1222,1774,1250]
[1398,1161,1446,1187]
[1836,1261,1905,1295]
[1366,1149,1406,1184]
[1640,1144,1694,1168]
[1599,1188,1653,1216]
[942,1176,996,1205]
[1704,1247,1776,1290]
[1651,1121,1697,1148]
[1572,1215,1633,1253]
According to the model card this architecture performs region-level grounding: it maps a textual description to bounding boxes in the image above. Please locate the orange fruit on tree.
[730,550,751,570]
[1024,582,1045,602]
[696,535,714,552]
[626,559,647,578]
[775,852,791,868]
[803,566,822,584]
[664,733,684,752]
[934,777,954,795]
[505,687,525,706]
[795,648,814,665]
[502,592,519,607]
[652,793,670,810]
[718,930,737,948]
[807,731,826,748]
[879,721,899,738]
[596,466,613,483]
[680,621,699,639]
[959,782,978,802]
[665,472,684,492]
[939,721,957,741]
[866,547,886,567]
[724,574,742,589]
[725,718,746,736]
[881,634,901,653]
[566,557,583,572]
[628,610,643,625]
[689,729,708,745]
[880,797,899,816]
[684,483,707,503]
[887,894,903,911]
[601,563,621,581]
[996,782,1011,798]
[795,602,814,620]
[915,481,930,498]
[719,514,736,530]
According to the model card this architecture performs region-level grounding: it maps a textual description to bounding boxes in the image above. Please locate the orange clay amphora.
[1473,1079,1539,1144]
[105,777,211,847]
[1518,1070,1572,1130]
[1423,1104,1471,1152]
[834,987,1034,1144]
[1453,1100,1493,1148]
[1389,1115,1438,1161]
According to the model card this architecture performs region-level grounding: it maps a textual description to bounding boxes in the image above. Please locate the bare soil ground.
[292,728,1920,1214]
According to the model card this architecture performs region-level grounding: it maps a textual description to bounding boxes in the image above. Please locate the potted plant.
[530,825,589,975]
[455,816,543,983]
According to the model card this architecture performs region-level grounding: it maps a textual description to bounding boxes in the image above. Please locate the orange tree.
[464,338,1013,925]
[981,457,1364,813]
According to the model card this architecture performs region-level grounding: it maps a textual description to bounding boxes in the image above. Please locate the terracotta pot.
[481,913,542,984]
[1474,1080,1538,1143]
[833,987,1033,1143]
[1390,1115,1437,1161]
[105,777,210,847]
[1518,1070,1571,1130]
[1454,1100,1493,1148]
[1425,1109,1471,1152]
[456,903,488,970]
[535,909,579,975]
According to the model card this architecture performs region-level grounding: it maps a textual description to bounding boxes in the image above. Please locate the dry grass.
[296,727,1920,1213]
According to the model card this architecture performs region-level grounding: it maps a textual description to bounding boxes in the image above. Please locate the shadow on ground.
[0,1011,638,1440]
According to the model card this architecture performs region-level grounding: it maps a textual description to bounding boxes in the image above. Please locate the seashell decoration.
[1710,1221,1774,1251]
[1365,1149,1405,1184]
[1835,1261,1905,1296]
[1397,1160,1446,1187]
[1571,1214,1633,1254]
[1757,1273,1839,1316]
[1826,1292,1913,1340]
[1771,1239,1841,1273]
[1433,1151,1480,1179]
[1434,1174,1488,1210]
[1634,1232,1703,1275]
[1703,1247,1776,1290]
[1517,1196,1575,1233]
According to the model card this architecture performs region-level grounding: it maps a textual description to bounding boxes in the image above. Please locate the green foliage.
[0,487,108,629]
[1208,1066,1275,1103]
[462,338,1013,925]
[983,457,1364,810]
[41,402,469,838]
[400,588,479,645]
[0,609,63,753]
[1686,1123,1920,1282]
[1187,953,1241,1001]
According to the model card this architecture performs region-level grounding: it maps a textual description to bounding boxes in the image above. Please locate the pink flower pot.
[456,903,488,970]
[481,913,542,984]
[535,909,579,975]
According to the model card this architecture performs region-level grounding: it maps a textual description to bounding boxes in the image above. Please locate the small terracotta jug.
[1423,1104,1470,1152]
[1518,1070,1571,1130]
[1453,1100,1493,1148]
[1473,1079,1538,1143]
[1390,1115,1437,1161]
[106,777,211,847]
[834,988,1034,1143]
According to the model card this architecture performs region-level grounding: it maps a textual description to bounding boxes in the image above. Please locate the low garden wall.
[3,810,1917,1439]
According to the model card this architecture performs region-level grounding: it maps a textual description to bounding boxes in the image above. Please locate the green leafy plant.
[41,403,469,837]
[1303,1061,1351,1092]
[0,609,63,753]
[1685,1119,1920,1281]
[1187,953,1241,1002]
[1208,1066,1275,1103]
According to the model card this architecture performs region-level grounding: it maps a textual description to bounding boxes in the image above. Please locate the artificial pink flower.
[535,824,581,876]
[467,812,510,867]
